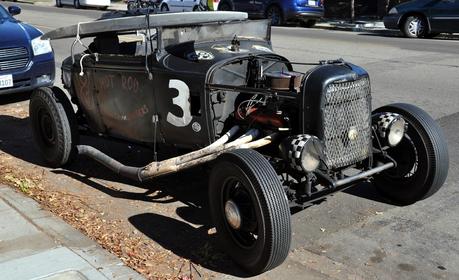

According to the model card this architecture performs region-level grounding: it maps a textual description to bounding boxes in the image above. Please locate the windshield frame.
[157,19,271,53]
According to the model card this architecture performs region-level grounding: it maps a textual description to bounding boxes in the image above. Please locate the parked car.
[158,0,200,11]
[127,0,160,11]
[36,11,449,275]
[0,4,54,95]
[384,0,459,38]
[55,0,111,10]
[216,0,324,26]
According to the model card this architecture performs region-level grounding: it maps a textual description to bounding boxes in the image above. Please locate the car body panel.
[160,0,199,11]
[383,0,459,33]
[223,0,324,21]
[429,0,459,32]
[60,0,111,8]
[0,4,54,95]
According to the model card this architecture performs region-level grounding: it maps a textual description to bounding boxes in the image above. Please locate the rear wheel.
[56,0,62,8]
[402,15,427,38]
[209,149,291,275]
[373,103,449,204]
[30,87,79,168]
[265,5,283,26]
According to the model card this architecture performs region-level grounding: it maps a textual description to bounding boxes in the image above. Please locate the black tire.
[300,19,316,28]
[265,5,283,26]
[74,0,81,9]
[402,15,427,38]
[160,3,169,12]
[217,1,232,11]
[373,103,449,205]
[209,149,291,275]
[30,87,79,168]
[99,6,108,10]
[127,2,137,10]
[56,0,62,8]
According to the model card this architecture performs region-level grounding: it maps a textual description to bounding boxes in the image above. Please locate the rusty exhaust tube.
[140,132,277,180]
[76,128,267,182]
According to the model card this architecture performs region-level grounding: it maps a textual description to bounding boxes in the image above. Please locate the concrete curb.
[0,185,145,280]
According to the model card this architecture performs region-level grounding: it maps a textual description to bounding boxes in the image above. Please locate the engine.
[209,56,373,172]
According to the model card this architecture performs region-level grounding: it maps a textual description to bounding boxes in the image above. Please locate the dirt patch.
[0,100,237,279]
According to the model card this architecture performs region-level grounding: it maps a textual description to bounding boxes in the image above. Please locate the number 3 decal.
[167,79,192,127]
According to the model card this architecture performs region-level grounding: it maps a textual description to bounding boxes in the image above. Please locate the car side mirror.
[8,6,21,16]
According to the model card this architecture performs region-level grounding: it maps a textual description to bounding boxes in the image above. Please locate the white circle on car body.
[192,122,201,132]
[188,50,215,60]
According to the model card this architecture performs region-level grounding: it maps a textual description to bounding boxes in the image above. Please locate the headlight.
[388,7,398,14]
[387,117,406,147]
[282,134,323,172]
[31,37,52,56]
[375,113,407,147]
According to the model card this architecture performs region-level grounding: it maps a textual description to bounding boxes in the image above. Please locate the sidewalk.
[0,185,144,280]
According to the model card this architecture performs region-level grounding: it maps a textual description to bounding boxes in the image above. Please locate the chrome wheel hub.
[408,18,425,36]
[224,200,242,230]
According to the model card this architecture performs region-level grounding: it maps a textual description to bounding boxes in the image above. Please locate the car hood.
[393,0,433,12]
[0,18,41,47]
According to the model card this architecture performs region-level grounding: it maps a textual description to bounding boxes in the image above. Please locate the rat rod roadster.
[32,11,448,275]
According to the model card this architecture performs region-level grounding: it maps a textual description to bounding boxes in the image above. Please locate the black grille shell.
[321,78,372,168]
[0,47,29,71]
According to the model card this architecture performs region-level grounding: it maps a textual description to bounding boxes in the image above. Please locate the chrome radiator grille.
[0,47,29,71]
[321,78,372,169]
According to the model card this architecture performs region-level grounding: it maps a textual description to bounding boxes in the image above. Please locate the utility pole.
[350,0,355,22]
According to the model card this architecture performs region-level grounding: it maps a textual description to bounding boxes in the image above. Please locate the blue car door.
[429,0,459,32]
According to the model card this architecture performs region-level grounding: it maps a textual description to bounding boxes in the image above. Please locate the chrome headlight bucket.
[374,112,407,147]
[281,134,324,172]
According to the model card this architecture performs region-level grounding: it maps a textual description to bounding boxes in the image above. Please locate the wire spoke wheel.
[209,149,291,275]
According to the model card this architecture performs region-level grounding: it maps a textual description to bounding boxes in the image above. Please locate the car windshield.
[0,6,12,19]
[160,20,270,49]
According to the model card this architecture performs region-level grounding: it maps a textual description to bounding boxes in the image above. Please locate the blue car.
[216,0,324,27]
[0,4,54,95]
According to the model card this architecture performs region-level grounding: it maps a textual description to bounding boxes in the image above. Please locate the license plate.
[0,74,13,89]
[308,0,317,6]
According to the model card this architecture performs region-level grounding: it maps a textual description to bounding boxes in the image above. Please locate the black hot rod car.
[32,11,449,275]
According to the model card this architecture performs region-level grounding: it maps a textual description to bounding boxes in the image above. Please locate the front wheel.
[373,103,449,204]
[402,15,427,38]
[209,149,291,275]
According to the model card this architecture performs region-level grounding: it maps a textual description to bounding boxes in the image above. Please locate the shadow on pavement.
[129,212,248,277]
[358,31,459,40]
[343,181,393,205]
[0,91,31,105]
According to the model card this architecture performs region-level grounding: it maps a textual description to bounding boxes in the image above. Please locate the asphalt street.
[3,2,459,279]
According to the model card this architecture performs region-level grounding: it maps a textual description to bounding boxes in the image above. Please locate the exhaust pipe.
[76,127,276,182]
